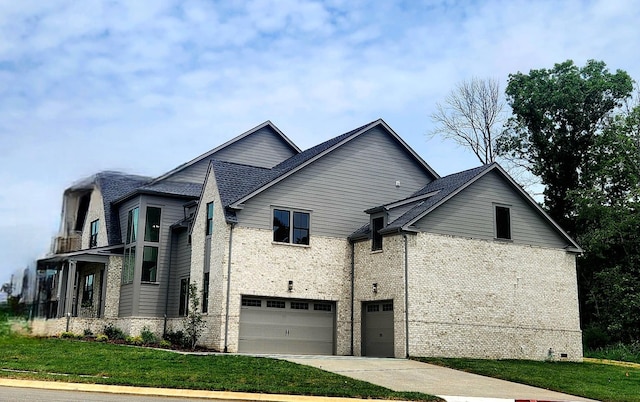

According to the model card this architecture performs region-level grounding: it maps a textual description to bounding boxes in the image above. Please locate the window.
[267,300,285,308]
[206,202,214,236]
[144,207,161,242]
[202,272,209,313]
[273,209,310,245]
[495,205,512,240]
[367,304,379,312]
[242,298,262,307]
[179,278,189,316]
[314,303,332,312]
[383,302,394,311]
[291,302,309,310]
[126,207,139,244]
[371,217,384,251]
[122,246,136,284]
[90,219,99,248]
[82,274,94,306]
[142,246,158,282]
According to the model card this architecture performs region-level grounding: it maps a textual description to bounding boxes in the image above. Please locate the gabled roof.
[224,119,439,210]
[113,180,203,205]
[152,121,301,183]
[351,163,582,252]
[65,172,152,246]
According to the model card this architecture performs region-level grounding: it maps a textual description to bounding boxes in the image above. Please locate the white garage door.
[238,296,335,355]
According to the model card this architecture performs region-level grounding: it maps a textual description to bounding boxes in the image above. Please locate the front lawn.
[414,357,640,402]
[0,335,438,401]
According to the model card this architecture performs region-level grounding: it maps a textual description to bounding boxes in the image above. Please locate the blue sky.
[1,0,639,286]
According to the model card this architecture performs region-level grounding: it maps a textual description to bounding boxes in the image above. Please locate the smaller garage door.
[362,300,394,357]
[238,296,335,355]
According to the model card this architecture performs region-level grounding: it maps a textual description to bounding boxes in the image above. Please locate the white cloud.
[1,0,640,282]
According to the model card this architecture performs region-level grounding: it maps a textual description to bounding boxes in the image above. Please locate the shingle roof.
[93,172,152,245]
[350,164,493,239]
[211,121,379,220]
[136,181,203,198]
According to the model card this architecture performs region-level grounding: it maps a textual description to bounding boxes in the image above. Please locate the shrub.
[183,283,206,350]
[140,326,158,345]
[96,334,108,342]
[60,332,76,339]
[84,328,94,337]
[103,323,126,341]
[163,330,190,349]
[159,339,171,348]
[126,335,143,346]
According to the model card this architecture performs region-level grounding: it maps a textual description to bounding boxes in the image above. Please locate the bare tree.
[430,77,505,164]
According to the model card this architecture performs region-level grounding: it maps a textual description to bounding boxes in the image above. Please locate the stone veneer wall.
[30,317,170,339]
[353,235,407,357]
[225,227,352,354]
[104,255,122,318]
[353,232,583,361]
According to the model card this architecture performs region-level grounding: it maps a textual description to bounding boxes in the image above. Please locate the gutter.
[403,233,410,358]
[223,223,235,353]
[350,241,355,356]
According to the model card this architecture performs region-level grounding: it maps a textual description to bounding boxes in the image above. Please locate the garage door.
[238,296,335,355]
[362,300,394,357]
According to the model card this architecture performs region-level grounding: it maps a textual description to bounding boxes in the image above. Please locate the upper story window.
[202,272,209,314]
[495,205,512,240]
[142,246,158,282]
[273,208,310,245]
[206,202,214,236]
[144,207,161,242]
[126,207,139,244]
[371,217,384,251]
[90,219,99,248]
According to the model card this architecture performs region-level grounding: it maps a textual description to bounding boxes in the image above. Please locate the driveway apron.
[278,356,596,402]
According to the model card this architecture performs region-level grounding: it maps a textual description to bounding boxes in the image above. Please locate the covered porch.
[36,248,123,320]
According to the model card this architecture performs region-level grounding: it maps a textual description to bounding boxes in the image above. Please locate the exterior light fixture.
[288,280,293,292]
[372,283,378,293]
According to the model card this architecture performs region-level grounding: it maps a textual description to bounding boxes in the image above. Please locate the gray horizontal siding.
[169,127,298,183]
[167,229,191,317]
[117,197,140,317]
[414,170,568,248]
[137,195,188,317]
[238,127,434,238]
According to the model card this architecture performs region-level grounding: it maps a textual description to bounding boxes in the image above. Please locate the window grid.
[382,303,393,311]
[367,304,379,312]
[267,300,285,309]
[290,302,309,310]
[242,298,262,307]
[314,303,332,312]
[273,208,310,245]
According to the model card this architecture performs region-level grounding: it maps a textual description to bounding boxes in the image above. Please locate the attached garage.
[238,296,336,355]
[362,300,394,357]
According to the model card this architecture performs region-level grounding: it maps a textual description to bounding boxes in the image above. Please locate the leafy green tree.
[501,59,634,233]
[183,283,206,350]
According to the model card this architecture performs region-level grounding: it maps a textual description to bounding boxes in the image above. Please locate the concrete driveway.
[279,356,597,402]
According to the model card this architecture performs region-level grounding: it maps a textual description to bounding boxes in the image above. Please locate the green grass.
[0,335,439,401]
[414,357,640,402]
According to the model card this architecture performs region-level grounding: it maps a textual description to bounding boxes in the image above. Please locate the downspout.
[223,223,235,353]
[350,241,355,356]
[163,229,174,337]
[403,234,409,358]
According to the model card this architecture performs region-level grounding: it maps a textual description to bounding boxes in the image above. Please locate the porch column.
[64,260,77,317]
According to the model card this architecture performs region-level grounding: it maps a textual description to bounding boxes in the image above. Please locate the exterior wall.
[103,255,122,318]
[77,262,104,318]
[80,186,108,249]
[409,233,581,360]
[167,228,191,318]
[353,235,407,357]
[414,170,569,248]
[225,227,352,354]
[189,165,228,349]
[238,127,435,238]
[30,317,170,340]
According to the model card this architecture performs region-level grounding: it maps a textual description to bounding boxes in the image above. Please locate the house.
[34,119,583,360]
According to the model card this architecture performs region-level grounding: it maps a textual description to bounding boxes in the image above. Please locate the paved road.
[280,356,597,402]
[0,386,230,402]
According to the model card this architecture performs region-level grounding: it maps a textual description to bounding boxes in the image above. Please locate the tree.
[430,77,506,164]
[501,59,634,233]
[183,283,206,350]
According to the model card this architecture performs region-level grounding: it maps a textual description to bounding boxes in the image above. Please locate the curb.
[439,396,583,402]
[0,378,383,402]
